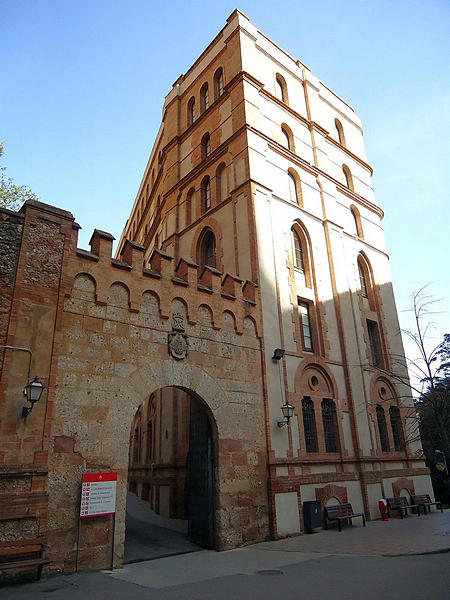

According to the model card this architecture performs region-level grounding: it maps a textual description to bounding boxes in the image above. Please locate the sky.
[1,0,449,370]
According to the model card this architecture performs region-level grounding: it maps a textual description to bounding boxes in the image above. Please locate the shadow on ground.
[124,492,200,563]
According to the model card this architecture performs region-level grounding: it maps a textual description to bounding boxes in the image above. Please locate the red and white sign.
[80,472,117,518]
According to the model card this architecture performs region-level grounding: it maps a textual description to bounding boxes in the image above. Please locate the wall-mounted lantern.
[272,348,285,361]
[277,400,294,428]
[22,376,45,417]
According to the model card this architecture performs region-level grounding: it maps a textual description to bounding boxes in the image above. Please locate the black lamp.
[22,376,45,417]
[277,400,295,427]
[272,348,285,361]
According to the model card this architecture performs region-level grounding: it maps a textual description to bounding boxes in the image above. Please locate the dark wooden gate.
[187,396,214,547]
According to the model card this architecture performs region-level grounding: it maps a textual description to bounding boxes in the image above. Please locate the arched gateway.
[40,228,269,572]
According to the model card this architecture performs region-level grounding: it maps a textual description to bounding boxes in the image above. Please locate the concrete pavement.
[1,509,449,599]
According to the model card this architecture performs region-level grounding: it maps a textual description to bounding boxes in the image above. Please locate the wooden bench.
[324,503,366,532]
[0,541,50,581]
[386,496,420,518]
[411,494,443,515]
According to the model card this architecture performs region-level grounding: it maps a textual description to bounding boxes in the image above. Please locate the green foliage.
[0,141,38,211]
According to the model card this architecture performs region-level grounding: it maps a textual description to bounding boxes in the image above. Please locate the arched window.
[342,164,354,191]
[321,399,339,452]
[187,97,196,126]
[151,169,155,186]
[201,176,211,213]
[389,406,404,451]
[335,118,346,147]
[302,397,318,452]
[200,82,209,113]
[199,230,216,268]
[358,261,368,297]
[201,133,211,159]
[291,229,304,271]
[275,73,288,104]
[216,163,227,203]
[281,124,294,152]
[185,188,194,226]
[376,405,389,452]
[287,169,302,205]
[351,205,364,238]
[214,67,224,100]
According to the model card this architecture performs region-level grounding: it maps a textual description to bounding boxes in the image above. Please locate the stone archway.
[102,360,228,565]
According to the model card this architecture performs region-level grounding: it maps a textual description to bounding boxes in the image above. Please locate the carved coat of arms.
[168,312,188,359]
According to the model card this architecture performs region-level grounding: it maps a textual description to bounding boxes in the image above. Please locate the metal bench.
[386,496,420,518]
[0,541,50,581]
[324,503,366,532]
[411,494,443,515]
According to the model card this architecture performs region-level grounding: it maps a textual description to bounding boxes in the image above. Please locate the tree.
[0,141,38,210]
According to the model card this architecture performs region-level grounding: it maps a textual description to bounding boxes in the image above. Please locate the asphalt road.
[2,553,449,600]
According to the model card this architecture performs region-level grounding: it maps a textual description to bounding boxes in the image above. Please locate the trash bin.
[303,500,322,533]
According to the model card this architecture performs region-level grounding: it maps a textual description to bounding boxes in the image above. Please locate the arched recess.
[370,376,406,455]
[315,484,348,507]
[185,187,195,227]
[215,162,227,203]
[275,73,289,104]
[190,217,223,271]
[287,168,303,206]
[108,282,130,308]
[187,96,196,126]
[213,67,224,100]
[200,175,211,212]
[350,204,364,239]
[295,361,344,457]
[200,82,209,113]
[281,123,295,152]
[335,118,346,147]
[71,273,97,301]
[342,164,354,191]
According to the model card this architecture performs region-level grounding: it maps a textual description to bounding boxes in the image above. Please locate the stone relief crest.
[172,312,185,331]
[168,311,188,359]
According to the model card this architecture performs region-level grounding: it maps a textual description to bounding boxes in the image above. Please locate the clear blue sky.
[1,0,449,361]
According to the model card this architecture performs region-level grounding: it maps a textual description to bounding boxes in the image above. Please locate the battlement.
[71,229,260,336]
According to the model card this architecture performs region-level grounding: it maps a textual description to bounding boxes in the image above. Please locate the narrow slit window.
[299,302,313,351]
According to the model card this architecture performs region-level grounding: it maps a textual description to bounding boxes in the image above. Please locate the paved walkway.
[106,510,450,589]
[259,509,450,556]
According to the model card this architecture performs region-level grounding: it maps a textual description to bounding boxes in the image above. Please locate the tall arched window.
[185,188,194,226]
[291,229,304,271]
[199,230,216,268]
[321,399,339,452]
[200,82,209,113]
[201,133,211,159]
[358,261,368,297]
[216,163,227,204]
[281,124,294,152]
[302,397,318,452]
[187,97,196,126]
[335,118,346,147]
[351,205,364,238]
[342,164,354,191]
[275,73,288,104]
[376,405,389,452]
[214,67,224,100]
[389,406,404,451]
[287,169,302,205]
[201,176,211,213]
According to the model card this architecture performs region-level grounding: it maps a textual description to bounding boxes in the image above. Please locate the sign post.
[76,472,117,571]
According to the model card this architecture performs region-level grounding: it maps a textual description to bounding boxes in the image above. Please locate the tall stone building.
[0,9,433,576]
[120,9,433,535]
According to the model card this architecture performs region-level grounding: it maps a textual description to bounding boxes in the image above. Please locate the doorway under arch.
[125,386,215,562]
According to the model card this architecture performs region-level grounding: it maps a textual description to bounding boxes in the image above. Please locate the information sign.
[80,472,117,518]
